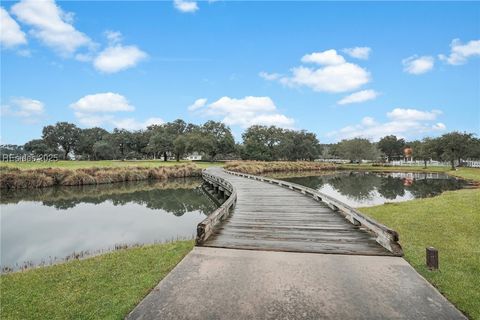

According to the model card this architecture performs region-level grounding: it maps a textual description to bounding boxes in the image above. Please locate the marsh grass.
[0,164,202,189]
[0,160,223,169]
[225,161,337,174]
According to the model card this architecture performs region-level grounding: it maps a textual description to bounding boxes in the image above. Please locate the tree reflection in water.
[1,178,219,269]
[279,171,468,207]
[0,178,216,216]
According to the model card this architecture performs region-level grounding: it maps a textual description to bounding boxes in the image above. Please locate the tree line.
[325,133,480,169]
[1,120,478,168]
[2,120,322,162]
[21,120,236,161]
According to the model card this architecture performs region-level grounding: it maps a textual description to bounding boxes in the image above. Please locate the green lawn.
[0,241,194,320]
[360,169,480,319]
[1,160,224,170]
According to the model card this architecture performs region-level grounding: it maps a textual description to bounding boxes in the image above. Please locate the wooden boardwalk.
[199,168,395,256]
[128,168,468,320]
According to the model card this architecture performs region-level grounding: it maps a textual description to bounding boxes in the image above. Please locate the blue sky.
[1,0,479,144]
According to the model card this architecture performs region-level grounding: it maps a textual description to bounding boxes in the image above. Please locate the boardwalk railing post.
[426,247,439,270]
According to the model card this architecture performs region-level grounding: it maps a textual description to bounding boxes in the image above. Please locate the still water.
[275,171,468,208]
[0,178,216,270]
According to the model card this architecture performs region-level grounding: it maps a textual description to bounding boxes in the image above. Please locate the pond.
[273,171,468,208]
[0,178,217,271]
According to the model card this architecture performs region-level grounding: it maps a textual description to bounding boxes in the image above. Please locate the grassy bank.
[0,160,223,169]
[360,168,480,319]
[0,240,194,320]
[225,161,336,174]
[0,163,202,189]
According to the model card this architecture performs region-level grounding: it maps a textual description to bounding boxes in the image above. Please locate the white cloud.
[70,92,134,113]
[264,49,371,93]
[282,63,370,93]
[243,114,294,128]
[10,1,146,73]
[432,122,446,131]
[387,108,441,121]
[402,55,435,75]
[1,97,44,117]
[327,108,446,141]
[0,7,27,48]
[104,30,122,45]
[301,49,346,65]
[259,71,282,81]
[74,112,114,127]
[188,98,207,111]
[439,39,480,65]
[337,89,379,105]
[74,112,163,130]
[361,116,377,126]
[93,44,147,73]
[197,96,294,128]
[342,47,371,60]
[173,0,199,13]
[111,117,164,130]
[11,0,92,55]
[70,92,163,130]
[17,49,31,57]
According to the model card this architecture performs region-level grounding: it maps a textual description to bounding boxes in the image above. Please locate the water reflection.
[275,171,468,207]
[0,178,216,270]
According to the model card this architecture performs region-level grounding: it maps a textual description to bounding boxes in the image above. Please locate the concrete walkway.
[127,247,466,320]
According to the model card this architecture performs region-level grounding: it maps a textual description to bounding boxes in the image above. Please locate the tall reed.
[224,161,337,175]
[0,164,201,189]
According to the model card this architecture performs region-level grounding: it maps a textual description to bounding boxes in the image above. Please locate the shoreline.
[1,238,195,275]
[0,163,202,189]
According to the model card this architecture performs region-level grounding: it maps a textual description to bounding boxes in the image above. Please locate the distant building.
[185,152,202,161]
[403,147,413,162]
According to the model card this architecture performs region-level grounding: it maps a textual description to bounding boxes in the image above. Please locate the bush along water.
[224,161,337,175]
[0,164,201,189]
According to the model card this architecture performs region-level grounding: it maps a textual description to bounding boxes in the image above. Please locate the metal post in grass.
[426,247,439,270]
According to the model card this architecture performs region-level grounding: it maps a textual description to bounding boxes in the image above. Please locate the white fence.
[389,160,448,167]
[316,159,480,168]
[316,159,350,164]
[463,160,480,168]
[389,160,480,168]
